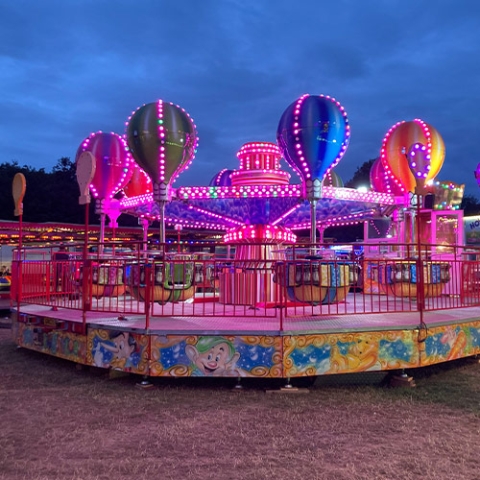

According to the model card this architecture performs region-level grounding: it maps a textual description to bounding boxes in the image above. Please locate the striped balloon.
[277,94,350,196]
[380,119,445,194]
[125,100,198,188]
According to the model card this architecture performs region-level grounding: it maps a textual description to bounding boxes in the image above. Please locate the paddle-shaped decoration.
[12,172,27,256]
[76,151,96,205]
[277,94,350,243]
[125,100,198,243]
[76,151,96,266]
[12,173,26,217]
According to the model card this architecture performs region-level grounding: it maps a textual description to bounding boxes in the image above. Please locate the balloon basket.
[129,286,144,302]
[289,285,348,305]
[129,284,195,304]
[388,282,446,298]
[277,261,351,306]
[169,286,196,302]
[146,286,172,304]
[91,284,126,299]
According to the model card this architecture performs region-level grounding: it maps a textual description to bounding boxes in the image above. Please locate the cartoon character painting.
[185,336,243,377]
[328,337,381,373]
[441,327,468,360]
[93,331,138,369]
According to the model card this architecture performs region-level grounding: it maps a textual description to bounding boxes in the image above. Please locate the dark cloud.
[1,0,480,195]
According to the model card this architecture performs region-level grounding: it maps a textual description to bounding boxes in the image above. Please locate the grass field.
[1,325,480,480]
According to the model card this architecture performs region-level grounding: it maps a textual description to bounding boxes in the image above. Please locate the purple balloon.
[209,169,233,187]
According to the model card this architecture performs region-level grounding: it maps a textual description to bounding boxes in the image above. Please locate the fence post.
[144,263,152,330]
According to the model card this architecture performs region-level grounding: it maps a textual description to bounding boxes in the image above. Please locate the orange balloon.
[380,119,445,193]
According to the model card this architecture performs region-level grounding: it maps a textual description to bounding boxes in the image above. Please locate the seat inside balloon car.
[125,255,196,304]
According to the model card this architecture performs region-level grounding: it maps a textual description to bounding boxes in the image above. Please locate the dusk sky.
[2,0,480,196]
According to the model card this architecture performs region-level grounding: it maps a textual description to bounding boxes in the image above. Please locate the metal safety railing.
[10,241,480,326]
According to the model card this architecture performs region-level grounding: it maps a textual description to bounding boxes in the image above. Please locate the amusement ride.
[8,93,480,386]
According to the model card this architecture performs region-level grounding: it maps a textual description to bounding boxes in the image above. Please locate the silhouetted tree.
[461,194,480,216]
[344,158,376,189]
[50,157,88,223]
[0,158,94,224]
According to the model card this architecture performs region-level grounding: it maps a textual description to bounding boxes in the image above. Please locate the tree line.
[0,158,135,226]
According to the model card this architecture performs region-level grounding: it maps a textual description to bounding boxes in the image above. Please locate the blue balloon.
[277,94,350,186]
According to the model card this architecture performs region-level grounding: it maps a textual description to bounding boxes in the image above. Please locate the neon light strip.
[187,205,244,226]
[271,204,302,226]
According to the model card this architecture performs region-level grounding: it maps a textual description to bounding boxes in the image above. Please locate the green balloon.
[126,100,198,186]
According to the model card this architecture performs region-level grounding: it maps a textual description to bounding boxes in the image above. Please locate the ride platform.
[11,292,480,379]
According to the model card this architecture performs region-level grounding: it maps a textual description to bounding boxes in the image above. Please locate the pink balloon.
[370,157,405,195]
[76,132,133,201]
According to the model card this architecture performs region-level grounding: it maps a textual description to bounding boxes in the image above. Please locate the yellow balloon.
[380,119,445,194]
